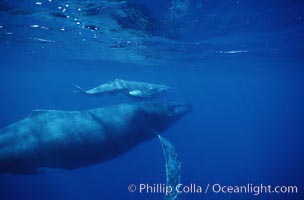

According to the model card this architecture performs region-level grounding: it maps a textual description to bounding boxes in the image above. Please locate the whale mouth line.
[170,103,192,117]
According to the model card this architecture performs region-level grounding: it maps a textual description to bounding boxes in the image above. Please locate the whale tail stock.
[72,84,88,94]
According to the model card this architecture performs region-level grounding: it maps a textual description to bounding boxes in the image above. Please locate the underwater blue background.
[0,0,303,200]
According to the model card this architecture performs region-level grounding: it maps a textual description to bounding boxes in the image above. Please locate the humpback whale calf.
[73,79,171,99]
[0,101,191,174]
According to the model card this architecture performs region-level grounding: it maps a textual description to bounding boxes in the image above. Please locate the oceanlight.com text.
[128,183,298,196]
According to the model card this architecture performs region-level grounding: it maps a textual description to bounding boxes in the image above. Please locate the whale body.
[74,79,171,99]
[0,101,191,174]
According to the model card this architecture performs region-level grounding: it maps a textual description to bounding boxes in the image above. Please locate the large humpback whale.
[0,101,191,174]
[73,79,171,99]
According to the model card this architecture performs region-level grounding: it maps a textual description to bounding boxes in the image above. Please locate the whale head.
[135,101,192,134]
[148,85,171,96]
[129,85,171,99]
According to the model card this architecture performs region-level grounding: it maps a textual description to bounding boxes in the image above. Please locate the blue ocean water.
[0,0,303,200]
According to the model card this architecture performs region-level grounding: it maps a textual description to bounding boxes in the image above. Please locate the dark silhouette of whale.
[0,101,191,174]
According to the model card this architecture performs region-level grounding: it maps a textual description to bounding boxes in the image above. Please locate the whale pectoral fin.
[128,90,142,97]
[157,134,181,200]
